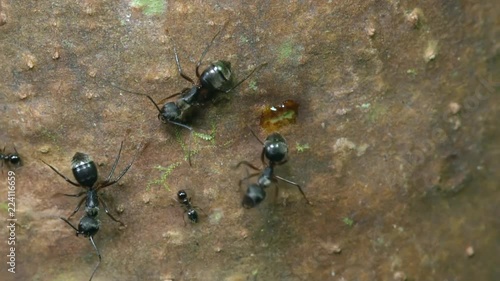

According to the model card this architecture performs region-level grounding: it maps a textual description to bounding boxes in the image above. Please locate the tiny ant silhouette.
[176,189,199,223]
[110,22,266,165]
[236,130,311,208]
[1,146,22,168]
[42,141,140,281]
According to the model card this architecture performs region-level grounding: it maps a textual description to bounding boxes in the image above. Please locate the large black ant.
[176,189,199,223]
[42,141,140,281]
[111,22,266,165]
[1,147,22,168]
[236,131,312,208]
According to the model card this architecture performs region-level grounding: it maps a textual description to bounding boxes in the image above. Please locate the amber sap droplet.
[259,99,299,132]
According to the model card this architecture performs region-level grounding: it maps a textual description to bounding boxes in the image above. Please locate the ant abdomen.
[71,152,98,188]
[199,60,233,94]
[263,133,288,164]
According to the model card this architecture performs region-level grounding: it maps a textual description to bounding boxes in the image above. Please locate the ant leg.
[186,129,193,167]
[237,169,259,189]
[98,197,125,226]
[238,171,260,191]
[88,236,101,281]
[195,21,229,78]
[193,205,206,216]
[41,160,80,187]
[52,190,85,197]
[247,126,264,145]
[235,160,260,171]
[172,197,189,225]
[173,124,194,166]
[156,90,185,106]
[169,120,193,131]
[260,150,267,168]
[62,191,86,197]
[98,143,142,190]
[173,45,196,84]
[60,217,79,234]
[165,27,195,84]
[274,175,312,205]
[102,141,123,184]
[182,211,187,226]
[274,182,280,203]
[189,194,205,216]
[243,128,269,167]
[67,197,87,220]
[235,161,260,189]
[224,62,268,93]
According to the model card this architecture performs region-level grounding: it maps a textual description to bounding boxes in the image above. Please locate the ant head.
[77,216,100,238]
[71,152,98,187]
[177,190,188,200]
[263,133,288,164]
[200,60,233,92]
[242,184,266,209]
[159,102,181,123]
[187,209,198,223]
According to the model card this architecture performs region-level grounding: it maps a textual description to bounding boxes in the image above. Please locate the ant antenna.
[224,62,268,94]
[196,21,229,73]
[88,236,102,281]
[108,82,164,116]
[247,126,264,145]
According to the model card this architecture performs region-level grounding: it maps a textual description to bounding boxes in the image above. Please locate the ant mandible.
[42,141,140,281]
[111,22,266,165]
[176,189,199,223]
[236,130,312,208]
[1,146,22,168]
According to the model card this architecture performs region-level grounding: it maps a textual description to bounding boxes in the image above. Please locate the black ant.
[42,141,140,281]
[236,131,311,208]
[110,22,266,165]
[176,189,199,223]
[1,147,22,168]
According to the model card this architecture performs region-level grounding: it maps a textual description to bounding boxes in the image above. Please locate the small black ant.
[42,141,140,281]
[111,23,266,165]
[1,147,22,168]
[237,130,311,208]
[176,189,199,223]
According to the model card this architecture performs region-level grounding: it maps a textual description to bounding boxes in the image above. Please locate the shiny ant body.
[111,23,265,165]
[176,189,199,223]
[1,147,22,168]
[42,142,140,281]
[150,22,265,128]
[237,131,311,208]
